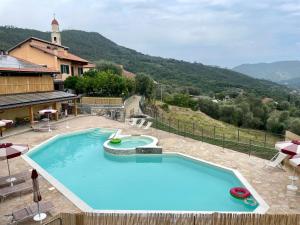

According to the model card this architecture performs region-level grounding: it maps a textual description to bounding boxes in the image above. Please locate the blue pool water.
[28,129,258,212]
[107,136,153,149]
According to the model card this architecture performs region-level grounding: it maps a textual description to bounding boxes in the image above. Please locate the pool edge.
[23,128,269,214]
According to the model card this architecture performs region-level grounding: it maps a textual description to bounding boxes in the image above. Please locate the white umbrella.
[38,109,57,115]
[38,109,57,132]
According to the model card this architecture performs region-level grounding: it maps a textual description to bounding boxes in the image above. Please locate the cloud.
[0,0,299,67]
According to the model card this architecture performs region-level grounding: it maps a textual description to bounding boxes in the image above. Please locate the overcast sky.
[0,0,300,67]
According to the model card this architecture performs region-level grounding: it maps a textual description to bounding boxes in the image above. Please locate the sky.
[0,0,299,68]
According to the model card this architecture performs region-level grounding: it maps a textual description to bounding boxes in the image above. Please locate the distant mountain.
[281,77,300,89]
[233,61,300,85]
[0,26,290,100]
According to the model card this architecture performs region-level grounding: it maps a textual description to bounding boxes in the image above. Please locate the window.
[53,37,57,42]
[78,67,83,75]
[60,64,70,74]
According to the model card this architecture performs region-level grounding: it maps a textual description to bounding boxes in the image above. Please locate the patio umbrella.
[39,109,57,132]
[0,143,29,186]
[0,120,13,137]
[275,140,300,156]
[31,169,47,221]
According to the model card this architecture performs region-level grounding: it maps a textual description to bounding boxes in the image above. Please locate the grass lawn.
[154,103,284,149]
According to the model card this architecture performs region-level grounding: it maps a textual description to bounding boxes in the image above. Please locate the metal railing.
[144,107,284,159]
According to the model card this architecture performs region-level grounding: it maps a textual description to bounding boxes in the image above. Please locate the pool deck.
[0,115,299,224]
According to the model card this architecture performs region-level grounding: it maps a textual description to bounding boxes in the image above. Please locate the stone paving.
[0,116,299,224]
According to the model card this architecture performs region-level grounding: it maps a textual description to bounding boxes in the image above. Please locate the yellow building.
[0,54,78,125]
[8,18,89,83]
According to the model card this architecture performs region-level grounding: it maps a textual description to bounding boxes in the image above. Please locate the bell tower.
[51,15,61,45]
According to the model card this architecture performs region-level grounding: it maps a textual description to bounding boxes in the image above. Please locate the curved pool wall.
[23,128,269,213]
[103,134,158,155]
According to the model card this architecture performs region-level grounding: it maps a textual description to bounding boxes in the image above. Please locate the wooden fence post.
[213,126,216,139]
[264,132,267,147]
[192,122,195,136]
[249,140,252,157]
[222,133,225,149]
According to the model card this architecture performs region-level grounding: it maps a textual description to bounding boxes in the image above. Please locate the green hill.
[0,26,290,100]
[233,61,300,85]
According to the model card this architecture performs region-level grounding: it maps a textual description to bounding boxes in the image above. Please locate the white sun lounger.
[143,121,152,130]
[265,152,288,169]
[129,118,139,126]
[137,119,146,128]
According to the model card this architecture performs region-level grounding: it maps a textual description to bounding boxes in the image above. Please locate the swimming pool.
[24,128,268,213]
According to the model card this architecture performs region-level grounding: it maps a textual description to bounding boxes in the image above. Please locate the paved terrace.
[0,116,299,224]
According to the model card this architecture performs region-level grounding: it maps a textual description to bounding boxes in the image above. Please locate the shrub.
[289,119,300,135]
[161,103,170,112]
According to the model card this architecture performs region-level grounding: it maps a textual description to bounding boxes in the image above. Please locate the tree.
[64,70,134,97]
[289,119,300,135]
[266,114,286,134]
[198,99,219,119]
[135,73,155,99]
[278,101,290,110]
[64,76,79,91]
[95,60,122,76]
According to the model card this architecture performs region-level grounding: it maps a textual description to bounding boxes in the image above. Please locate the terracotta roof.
[8,37,69,52]
[83,63,96,68]
[122,69,136,79]
[0,55,59,74]
[0,67,58,73]
[30,43,88,64]
[51,18,59,25]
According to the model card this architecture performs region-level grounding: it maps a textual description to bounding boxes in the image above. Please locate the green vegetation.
[64,61,156,99]
[135,73,155,99]
[163,93,300,135]
[0,26,291,101]
[64,69,135,98]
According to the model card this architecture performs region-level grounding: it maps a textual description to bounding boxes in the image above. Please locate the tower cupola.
[51,16,61,45]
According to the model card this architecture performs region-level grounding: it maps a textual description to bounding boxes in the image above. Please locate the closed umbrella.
[275,140,300,156]
[0,143,28,186]
[0,121,5,137]
[31,169,46,221]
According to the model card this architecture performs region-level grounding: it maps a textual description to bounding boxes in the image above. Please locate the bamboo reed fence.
[80,97,123,105]
[45,213,300,225]
[0,76,54,94]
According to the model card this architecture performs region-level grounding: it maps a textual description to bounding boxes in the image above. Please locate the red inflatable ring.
[230,187,251,199]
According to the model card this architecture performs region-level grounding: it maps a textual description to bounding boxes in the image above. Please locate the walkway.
[0,116,299,224]
[124,95,142,118]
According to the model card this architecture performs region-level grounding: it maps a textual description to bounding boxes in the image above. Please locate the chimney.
[0,50,6,55]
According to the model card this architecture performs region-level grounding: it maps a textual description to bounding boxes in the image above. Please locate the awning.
[0,91,79,110]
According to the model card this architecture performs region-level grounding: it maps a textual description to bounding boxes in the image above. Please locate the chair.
[137,119,146,128]
[129,118,139,126]
[0,182,32,201]
[143,121,152,130]
[9,201,54,224]
[264,152,288,169]
[0,172,28,188]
